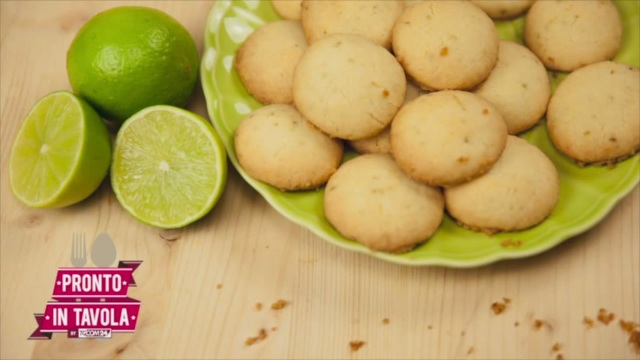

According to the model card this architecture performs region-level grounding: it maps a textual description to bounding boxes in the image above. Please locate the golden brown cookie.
[272,0,302,20]
[234,104,343,191]
[524,0,622,72]
[235,20,307,104]
[392,0,499,90]
[470,0,535,20]
[348,80,423,154]
[473,40,550,134]
[293,34,406,140]
[300,0,404,49]
[547,61,640,164]
[324,154,444,253]
[445,136,560,233]
[390,91,508,186]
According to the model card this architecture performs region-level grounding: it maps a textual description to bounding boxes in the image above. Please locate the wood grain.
[1,1,638,359]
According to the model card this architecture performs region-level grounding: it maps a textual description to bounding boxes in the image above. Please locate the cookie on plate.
[445,136,560,233]
[473,40,550,134]
[324,154,444,253]
[235,20,307,105]
[293,34,406,140]
[272,0,302,20]
[234,104,343,191]
[348,80,423,154]
[300,0,404,49]
[547,61,640,165]
[524,0,622,72]
[470,0,535,20]
[390,91,508,186]
[392,0,499,90]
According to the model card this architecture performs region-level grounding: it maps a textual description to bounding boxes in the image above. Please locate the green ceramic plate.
[201,0,639,268]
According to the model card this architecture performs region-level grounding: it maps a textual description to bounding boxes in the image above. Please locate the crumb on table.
[597,308,615,325]
[467,346,475,355]
[583,316,595,328]
[620,319,639,334]
[552,342,561,352]
[382,318,390,325]
[630,330,640,354]
[255,302,263,311]
[491,301,507,315]
[349,340,365,352]
[245,328,268,346]
[533,319,551,330]
[271,299,289,310]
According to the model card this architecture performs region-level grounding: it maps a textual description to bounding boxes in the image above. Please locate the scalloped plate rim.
[200,0,640,268]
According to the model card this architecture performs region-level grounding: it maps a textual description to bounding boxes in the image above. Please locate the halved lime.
[9,91,112,208]
[111,105,227,228]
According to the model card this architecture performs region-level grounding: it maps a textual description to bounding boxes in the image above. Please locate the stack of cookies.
[233,0,639,253]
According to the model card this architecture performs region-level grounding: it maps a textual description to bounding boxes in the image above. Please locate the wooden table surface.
[1,1,639,359]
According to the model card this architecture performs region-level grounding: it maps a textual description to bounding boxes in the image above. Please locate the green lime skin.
[66,6,200,122]
[9,91,112,208]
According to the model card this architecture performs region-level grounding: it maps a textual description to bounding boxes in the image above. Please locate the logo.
[29,233,142,340]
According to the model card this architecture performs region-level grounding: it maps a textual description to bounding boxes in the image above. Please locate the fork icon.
[70,233,87,267]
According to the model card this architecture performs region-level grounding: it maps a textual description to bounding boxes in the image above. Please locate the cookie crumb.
[271,299,289,310]
[491,300,507,315]
[255,302,263,311]
[514,321,520,327]
[583,316,595,328]
[500,239,523,248]
[503,297,511,304]
[349,340,365,352]
[597,308,615,325]
[428,325,433,330]
[382,318,390,325]
[551,342,561,352]
[619,319,639,334]
[245,328,268,346]
[467,346,475,355]
[556,354,564,360]
[216,283,223,289]
[440,47,449,57]
[629,330,640,354]
[533,319,550,330]
[271,326,278,332]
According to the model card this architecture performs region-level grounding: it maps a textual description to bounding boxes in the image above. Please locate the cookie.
[445,136,560,233]
[300,0,404,49]
[473,40,550,134]
[324,154,444,253]
[272,0,302,20]
[547,61,640,164]
[470,0,535,20]
[391,90,508,186]
[293,34,406,140]
[392,0,499,90]
[524,0,622,72]
[235,20,307,105]
[234,104,343,191]
[348,80,423,154]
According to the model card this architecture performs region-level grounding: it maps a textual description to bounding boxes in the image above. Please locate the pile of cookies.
[233,0,640,253]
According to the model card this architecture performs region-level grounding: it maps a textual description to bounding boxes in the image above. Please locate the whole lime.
[67,6,199,122]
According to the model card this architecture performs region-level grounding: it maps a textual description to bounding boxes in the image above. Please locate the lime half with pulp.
[111,105,227,228]
[9,91,112,208]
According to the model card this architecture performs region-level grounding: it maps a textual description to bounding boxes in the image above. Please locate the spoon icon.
[91,232,117,267]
